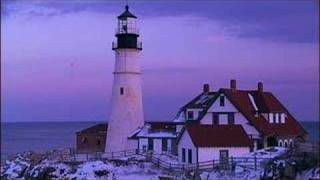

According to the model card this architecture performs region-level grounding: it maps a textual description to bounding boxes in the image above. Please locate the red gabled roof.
[222,89,307,137]
[186,124,252,147]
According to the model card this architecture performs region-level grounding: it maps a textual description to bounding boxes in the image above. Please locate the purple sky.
[1,1,319,122]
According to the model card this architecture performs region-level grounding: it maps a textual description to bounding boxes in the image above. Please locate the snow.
[296,167,320,180]
[68,161,162,180]
[136,126,177,138]
[199,147,288,180]
[242,147,287,159]
[68,161,112,179]
[2,154,30,180]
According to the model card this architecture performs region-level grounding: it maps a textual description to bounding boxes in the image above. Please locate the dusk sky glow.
[1,0,319,122]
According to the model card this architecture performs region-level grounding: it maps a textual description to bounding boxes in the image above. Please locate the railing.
[149,155,273,173]
[62,149,275,174]
[112,41,142,50]
[115,28,139,35]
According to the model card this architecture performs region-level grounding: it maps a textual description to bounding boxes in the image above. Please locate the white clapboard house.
[126,80,307,163]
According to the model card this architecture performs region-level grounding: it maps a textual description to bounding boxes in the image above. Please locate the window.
[120,87,124,95]
[162,139,168,152]
[219,150,229,162]
[188,149,192,164]
[278,140,283,147]
[96,139,101,146]
[148,139,153,151]
[220,95,225,106]
[280,113,285,123]
[182,148,186,162]
[213,113,219,125]
[275,113,279,123]
[289,139,293,148]
[269,113,274,123]
[187,111,194,120]
[81,137,88,144]
[228,113,235,124]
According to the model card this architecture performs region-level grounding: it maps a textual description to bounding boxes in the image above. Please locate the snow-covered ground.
[3,147,318,180]
[296,167,320,180]
[242,147,287,159]
[1,154,164,180]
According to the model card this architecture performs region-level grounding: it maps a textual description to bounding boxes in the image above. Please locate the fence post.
[112,152,114,159]
[212,160,215,170]
[157,158,160,168]
[231,156,234,171]
[254,156,257,170]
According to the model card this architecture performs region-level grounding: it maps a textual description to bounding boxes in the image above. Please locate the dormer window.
[220,95,225,106]
[269,113,274,123]
[187,111,194,120]
[275,113,279,123]
[280,113,286,123]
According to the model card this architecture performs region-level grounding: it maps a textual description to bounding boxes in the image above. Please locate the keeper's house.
[76,80,307,163]
[173,80,307,163]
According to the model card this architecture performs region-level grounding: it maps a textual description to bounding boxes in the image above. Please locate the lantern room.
[113,5,142,50]
[117,5,138,35]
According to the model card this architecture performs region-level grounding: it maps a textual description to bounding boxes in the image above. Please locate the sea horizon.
[1,120,319,164]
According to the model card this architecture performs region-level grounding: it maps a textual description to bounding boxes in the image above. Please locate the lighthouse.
[105,5,144,152]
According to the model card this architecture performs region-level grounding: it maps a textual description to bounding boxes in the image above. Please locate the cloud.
[2,1,318,43]
[1,1,318,122]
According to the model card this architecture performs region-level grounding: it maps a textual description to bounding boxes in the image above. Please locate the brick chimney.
[203,83,210,93]
[258,82,263,92]
[230,79,236,91]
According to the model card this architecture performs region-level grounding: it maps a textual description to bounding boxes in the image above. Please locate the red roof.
[186,125,252,147]
[222,89,306,137]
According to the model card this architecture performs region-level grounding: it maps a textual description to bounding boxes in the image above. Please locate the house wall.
[138,137,174,153]
[208,93,237,112]
[198,147,250,162]
[177,130,197,163]
[127,139,138,150]
[201,94,260,139]
[138,138,148,150]
[76,133,106,153]
[154,139,162,154]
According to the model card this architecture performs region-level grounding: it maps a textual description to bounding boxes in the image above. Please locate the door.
[219,150,229,163]
[162,139,168,152]
[148,139,153,151]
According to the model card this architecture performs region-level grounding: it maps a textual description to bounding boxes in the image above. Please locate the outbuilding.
[177,124,252,163]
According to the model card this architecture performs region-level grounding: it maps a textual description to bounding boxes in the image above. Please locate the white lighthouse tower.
[105,5,144,152]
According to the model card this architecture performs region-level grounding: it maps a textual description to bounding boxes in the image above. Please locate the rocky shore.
[1,148,319,180]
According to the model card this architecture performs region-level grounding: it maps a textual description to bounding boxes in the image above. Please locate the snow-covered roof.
[135,125,177,138]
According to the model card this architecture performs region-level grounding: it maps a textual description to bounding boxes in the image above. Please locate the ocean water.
[1,121,101,163]
[1,121,319,163]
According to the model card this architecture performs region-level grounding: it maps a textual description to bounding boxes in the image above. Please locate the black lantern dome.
[118,5,137,19]
[112,5,142,50]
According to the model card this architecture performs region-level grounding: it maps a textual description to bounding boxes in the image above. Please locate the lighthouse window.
[120,87,124,95]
